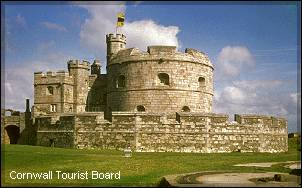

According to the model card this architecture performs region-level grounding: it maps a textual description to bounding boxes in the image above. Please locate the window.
[137,105,145,112]
[116,75,125,88]
[158,73,169,85]
[47,86,54,95]
[120,44,123,48]
[158,58,164,64]
[182,106,190,112]
[50,104,56,112]
[198,77,205,87]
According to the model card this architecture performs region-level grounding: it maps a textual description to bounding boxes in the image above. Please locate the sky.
[2,1,301,133]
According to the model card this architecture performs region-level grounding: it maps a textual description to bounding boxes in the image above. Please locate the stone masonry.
[35,112,287,153]
[8,32,288,153]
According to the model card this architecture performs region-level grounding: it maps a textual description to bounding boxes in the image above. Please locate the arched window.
[198,77,205,87]
[116,75,125,88]
[182,106,190,112]
[47,86,54,95]
[158,73,169,85]
[137,105,145,112]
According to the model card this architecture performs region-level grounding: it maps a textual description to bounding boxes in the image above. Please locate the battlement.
[106,33,126,43]
[185,48,206,58]
[34,70,71,77]
[109,46,213,69]
[36,112,288,152]
[34,70,73,85]
[147,46,177,54]
[107,112,286,128]
[67,59,90,69]
[234,114,287,125]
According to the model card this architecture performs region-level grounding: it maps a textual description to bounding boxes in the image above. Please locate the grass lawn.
[1,137,300,187]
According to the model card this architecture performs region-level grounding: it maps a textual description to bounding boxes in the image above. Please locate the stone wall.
[35,112,288,153]
[33,71,74,116]
[36,115,75,148]
[1,108,36,145]
[86,74,107,112]
[107,46,214,113]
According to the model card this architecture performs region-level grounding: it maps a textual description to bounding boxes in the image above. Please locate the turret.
[106,33,126,64]
[91,59,101,76]
[68,60,90,113]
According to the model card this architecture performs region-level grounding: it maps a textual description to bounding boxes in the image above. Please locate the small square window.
[198,77,205,87]
[158,73,169,85]
[47,86,54,95]
[50,104,56,112]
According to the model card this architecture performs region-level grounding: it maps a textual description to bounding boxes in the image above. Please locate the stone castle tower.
[33,33,214,116]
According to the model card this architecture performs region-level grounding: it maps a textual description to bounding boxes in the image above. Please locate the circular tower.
[106,33,214,114]
[106,33,126,63]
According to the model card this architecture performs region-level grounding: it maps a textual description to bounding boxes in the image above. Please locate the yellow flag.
[117,12,125,27]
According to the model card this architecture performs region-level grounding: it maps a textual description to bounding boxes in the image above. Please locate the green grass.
[1,138,300,187]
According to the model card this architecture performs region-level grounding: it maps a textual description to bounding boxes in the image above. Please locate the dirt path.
[234,161,301,168]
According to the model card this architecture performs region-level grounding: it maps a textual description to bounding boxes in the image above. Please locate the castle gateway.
[31,33,288,153]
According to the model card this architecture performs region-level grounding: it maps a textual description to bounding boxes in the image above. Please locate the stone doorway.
[4,125,20,144]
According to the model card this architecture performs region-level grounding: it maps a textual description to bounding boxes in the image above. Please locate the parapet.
[67,59,90,70]
[116,48,141,57]
[109,46,213,68]
[34,70,70,77]
[147,46,176,54]
[106,33,126,43]
[185,48,206,58]
[234,114,287,127]
[176,112,229,123]
[34,70,73,85]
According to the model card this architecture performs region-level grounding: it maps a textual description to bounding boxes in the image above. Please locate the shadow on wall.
[17,123,37,146]
[86,74,107,112]
[4,125,20,144]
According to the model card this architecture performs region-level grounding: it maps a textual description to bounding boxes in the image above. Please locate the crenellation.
[106,33,126,42]
[34,112,287,152]
[67,59,90,70]
[34,71,74,85]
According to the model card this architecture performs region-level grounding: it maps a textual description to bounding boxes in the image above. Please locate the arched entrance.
[5,125,20,144]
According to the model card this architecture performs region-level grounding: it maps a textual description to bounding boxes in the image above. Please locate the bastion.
[1,33,288,153]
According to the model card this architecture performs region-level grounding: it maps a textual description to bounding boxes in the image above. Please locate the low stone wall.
[36,115,75,148]
[35,112,288,153]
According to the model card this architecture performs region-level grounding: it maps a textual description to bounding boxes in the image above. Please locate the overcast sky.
[2,1,301,133]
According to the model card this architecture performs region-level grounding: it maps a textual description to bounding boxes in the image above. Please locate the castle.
[2,33,288,153]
